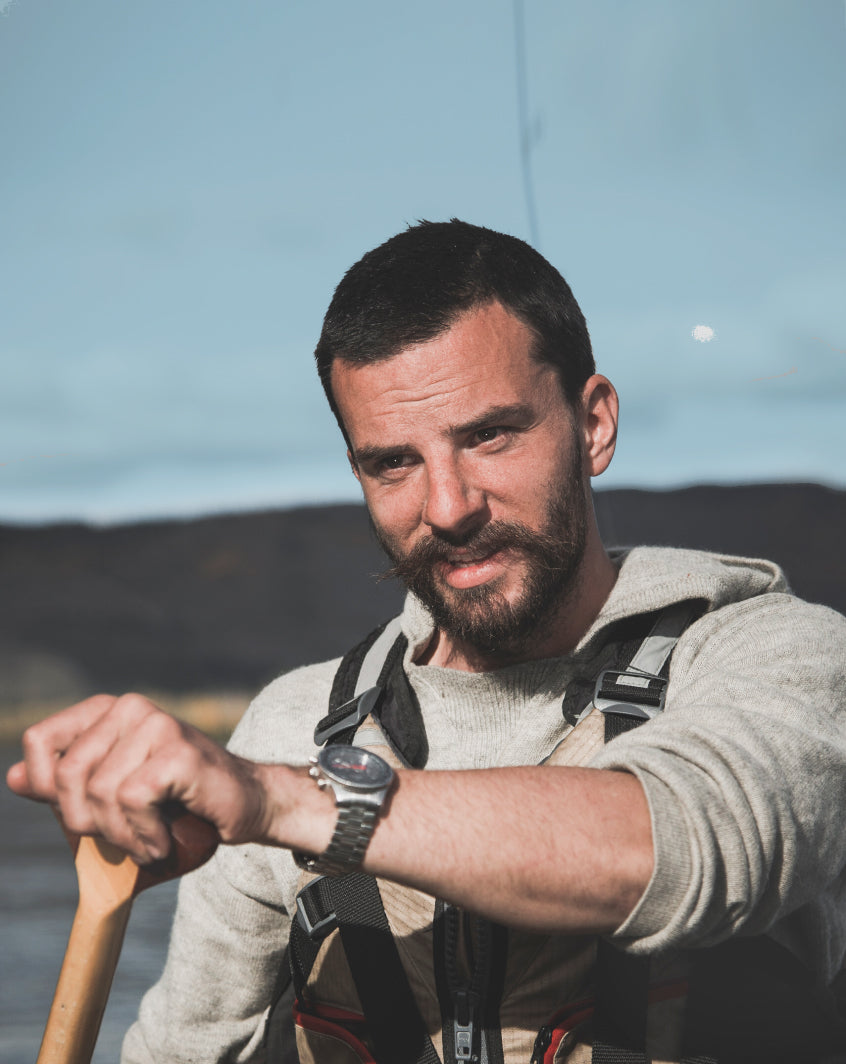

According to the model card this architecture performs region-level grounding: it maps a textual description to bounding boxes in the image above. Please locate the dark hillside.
[1,483,842,704]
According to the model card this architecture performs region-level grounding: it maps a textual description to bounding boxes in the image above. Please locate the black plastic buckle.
[313,686,382,746]
[295,879,338,941]
[594,668,667,721]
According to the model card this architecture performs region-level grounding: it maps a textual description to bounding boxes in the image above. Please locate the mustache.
[380,520,572,585]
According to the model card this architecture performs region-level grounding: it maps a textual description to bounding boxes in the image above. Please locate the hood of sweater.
[395,547,789,769]
[401,546,789,664]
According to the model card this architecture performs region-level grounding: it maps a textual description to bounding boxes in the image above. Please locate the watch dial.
[321,746,393,788]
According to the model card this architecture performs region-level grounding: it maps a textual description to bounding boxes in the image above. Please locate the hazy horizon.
[3,1,844,524]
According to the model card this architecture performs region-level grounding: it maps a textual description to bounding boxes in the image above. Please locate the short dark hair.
[314,219,594,437]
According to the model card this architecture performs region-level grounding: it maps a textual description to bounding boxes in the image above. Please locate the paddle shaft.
[36,886,132,1063]
[37,813,219,1064]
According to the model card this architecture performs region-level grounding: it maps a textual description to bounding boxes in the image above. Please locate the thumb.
[6,760,39,800]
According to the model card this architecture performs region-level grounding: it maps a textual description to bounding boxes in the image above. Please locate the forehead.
[331,302,563,444]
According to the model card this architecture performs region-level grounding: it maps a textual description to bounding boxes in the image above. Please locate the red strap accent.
[293,1002,376,1063]
[540,981,689,1064]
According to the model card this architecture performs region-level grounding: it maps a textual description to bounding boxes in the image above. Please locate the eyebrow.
[456,402,536,437]
[352,402,537,467]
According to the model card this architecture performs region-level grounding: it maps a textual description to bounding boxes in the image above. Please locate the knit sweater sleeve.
[589,593,846,978]
[121,659,338,1064]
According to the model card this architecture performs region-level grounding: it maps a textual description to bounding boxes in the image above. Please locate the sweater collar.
[400,546,788,667]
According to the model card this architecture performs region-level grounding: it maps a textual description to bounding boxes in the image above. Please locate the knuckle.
[116,776,154,813]
[53,755,79,792]
[21,722,48,757]
[87,772,114,806]
[88,692,118,711]
[148,710,183,746]
[60,806,93,835]
[168,743,205,787]
[113,691,154,719]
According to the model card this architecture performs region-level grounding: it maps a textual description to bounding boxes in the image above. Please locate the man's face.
[331,302,591,660]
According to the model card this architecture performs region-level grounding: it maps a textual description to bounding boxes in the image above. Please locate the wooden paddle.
[37,804,219,1064]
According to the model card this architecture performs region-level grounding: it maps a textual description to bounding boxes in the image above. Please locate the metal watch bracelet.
[295,804,380,877]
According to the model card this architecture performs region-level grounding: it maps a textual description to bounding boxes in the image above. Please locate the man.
[8,220,846,1063]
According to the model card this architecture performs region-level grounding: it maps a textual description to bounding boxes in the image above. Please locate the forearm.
[260,762,654,934]
[8,693,653,936]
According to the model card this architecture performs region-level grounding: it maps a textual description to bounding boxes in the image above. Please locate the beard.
[372,445,588,660]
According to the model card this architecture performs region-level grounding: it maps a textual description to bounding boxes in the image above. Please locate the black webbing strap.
[289,877,337,1000]
[593,607,720,1064]
[591,708,651,1064]
[328,621,390,713]
[602,709,642,742]
[681,935,846,1063]
[290,873,441,1064]
[314,617,429,767]
[592,941,650,1064]
[264,952,299,1064]
[371,632,429,767]
[597,671,667,716]
[332,874,441,1063]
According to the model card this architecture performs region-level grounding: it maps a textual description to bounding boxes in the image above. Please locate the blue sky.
[1,0,844,523]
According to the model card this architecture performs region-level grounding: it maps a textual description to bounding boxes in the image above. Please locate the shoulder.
[601,544,846,720]
[674,591,846,705]
[692,586,846,641]
[226,657,341,764]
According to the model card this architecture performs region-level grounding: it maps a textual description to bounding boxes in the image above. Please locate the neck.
[419,535,618,672]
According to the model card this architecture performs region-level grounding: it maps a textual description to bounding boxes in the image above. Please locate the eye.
[472,426,507,445]
[379,454,409,471]
[369,452,417,480]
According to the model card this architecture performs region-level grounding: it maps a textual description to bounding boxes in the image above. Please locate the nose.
[421,457,488,540]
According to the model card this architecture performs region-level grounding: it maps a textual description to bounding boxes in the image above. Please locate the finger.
[6,759,39,799]
[86,709,193,860]
[55,694,168,839]
[17,694,118,801]
[119,738,263,858]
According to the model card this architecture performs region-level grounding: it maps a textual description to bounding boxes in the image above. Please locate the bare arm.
[268,760,652,933]
[6,693,653,934]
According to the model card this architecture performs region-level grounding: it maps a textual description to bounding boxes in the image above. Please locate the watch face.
[319,746,394,790]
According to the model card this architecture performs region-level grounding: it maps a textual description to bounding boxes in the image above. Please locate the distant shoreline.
[0,691,251,744]
[3,483,844,742]
[2,478,844,532]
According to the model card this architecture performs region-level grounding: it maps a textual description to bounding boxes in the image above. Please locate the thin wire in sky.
[513,0,540,248]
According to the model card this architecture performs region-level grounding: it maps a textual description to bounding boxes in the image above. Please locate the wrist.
[293,746,396,876]
[249,762,336,855]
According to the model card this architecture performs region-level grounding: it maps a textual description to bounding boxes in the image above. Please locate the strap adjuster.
[295,879,338,940]
[594,668,668,721]
[314,686,381,746]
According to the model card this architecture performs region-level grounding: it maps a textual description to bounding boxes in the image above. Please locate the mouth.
[438,549,508,589]
[446,550,494,565]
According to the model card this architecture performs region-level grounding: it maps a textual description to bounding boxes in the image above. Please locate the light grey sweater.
[122,547,846,1063]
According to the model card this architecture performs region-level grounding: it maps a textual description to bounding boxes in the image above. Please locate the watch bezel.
[316,745,394,792]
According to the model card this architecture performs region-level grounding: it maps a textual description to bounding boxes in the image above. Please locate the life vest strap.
[592,943,650,1064]
[591,602,699,1063]
[290,873,441,1064]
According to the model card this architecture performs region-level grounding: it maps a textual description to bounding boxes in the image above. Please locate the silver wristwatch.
[294,745,396,877]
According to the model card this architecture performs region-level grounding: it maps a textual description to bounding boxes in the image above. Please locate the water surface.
[0,743,179,1063]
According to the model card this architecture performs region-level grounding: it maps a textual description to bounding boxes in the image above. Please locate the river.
[0,743,180,1063]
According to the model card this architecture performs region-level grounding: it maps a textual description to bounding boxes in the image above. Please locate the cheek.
[472,452,556,515]
[364,484,424,546]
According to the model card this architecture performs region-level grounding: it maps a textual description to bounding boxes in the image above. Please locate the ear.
[347,449,361,482]
[579,375,618,477]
